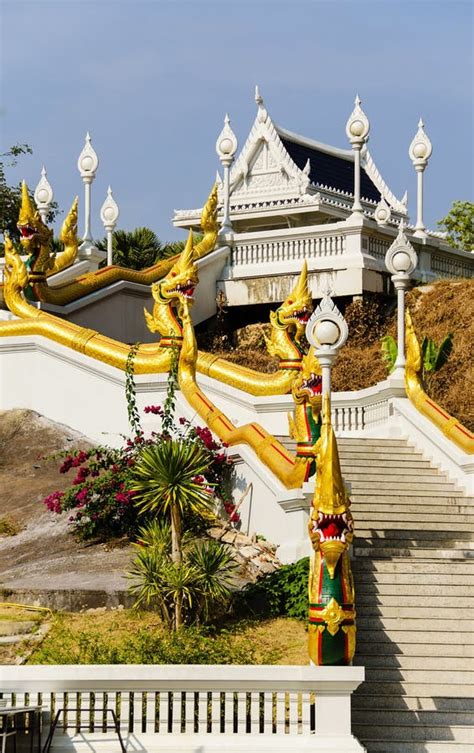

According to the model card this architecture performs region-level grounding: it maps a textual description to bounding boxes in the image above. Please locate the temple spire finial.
[255,84,263,106]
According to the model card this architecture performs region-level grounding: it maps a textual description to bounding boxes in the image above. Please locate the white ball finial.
[409,118,432,168]
[77,131,99,179]
[345,95,370,145]
[216,114,238,162]
[34,165,54,211]
[385,223,417,277]
[100,186,119,229]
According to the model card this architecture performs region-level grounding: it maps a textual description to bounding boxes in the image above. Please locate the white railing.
[1,665,366,752]
[232,229,347,267]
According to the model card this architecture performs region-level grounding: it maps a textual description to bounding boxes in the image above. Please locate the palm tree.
[128,521,236,629]
[96,228,186,270]
[130,440,215,628]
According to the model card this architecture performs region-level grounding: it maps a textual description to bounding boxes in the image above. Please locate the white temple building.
[174,89,473,309]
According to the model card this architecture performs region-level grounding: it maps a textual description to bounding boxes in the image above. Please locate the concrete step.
[354,536,474,549]
[0,620,37,636]
[353,743,474,753]
[352,694,474,712]
[352,559,474,574]
[356,628,474,644]
[353,654,474,670]
[0,633,35,645]
[355,642,474,658]
[356,583,474,597]
[354,546,473,559]
[341,458,434,469]
[337,438,413,448]
[353,509,474,524]
[349,480,460,492]
[354,605,474,620]
[353,723,473,744]
[356,593,474,608]
[352,495,473,507]
[352,708,473,729]
[355,524,474,537]
[354,680,474,697]
[352,488,466,498]
[356,616,473,633]
[340,450,427,462]
[343,466,446,478]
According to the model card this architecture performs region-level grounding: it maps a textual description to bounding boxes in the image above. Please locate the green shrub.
[30,622,258,665]
[236,557,309,621]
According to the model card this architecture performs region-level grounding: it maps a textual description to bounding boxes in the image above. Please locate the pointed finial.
[34,166,54,213]
[345,95,370,145]
[100,185,119,229]
[409,118,432,168]
[77,131,99,179]
[255,85,263,106]
[216,114,238,161]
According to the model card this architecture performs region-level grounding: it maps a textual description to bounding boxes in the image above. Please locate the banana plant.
[381,332,453,381]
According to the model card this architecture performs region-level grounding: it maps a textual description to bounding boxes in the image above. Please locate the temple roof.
[277,127,382,204]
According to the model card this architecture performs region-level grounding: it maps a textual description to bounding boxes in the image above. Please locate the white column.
[415,167,425,233]
[100,186,119,267]
[384,225,418,380]
[82,178,93,242]
[216,114,238,240]
[352,145,362,214]
[409,118,432,239]
[346,96,370,217]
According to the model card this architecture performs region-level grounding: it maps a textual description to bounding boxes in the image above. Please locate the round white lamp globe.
[314,319,340,346]
[391,250,412,273]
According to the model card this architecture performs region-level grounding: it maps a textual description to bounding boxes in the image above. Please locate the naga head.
[309,394,353,578]
[17,182,53,273]
[146,230,199,338]
[272,261,312,337]
[291,348,322,409]
[153,230,198,306]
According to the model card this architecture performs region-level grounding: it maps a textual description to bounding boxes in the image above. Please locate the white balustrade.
[232,232,346,267]
[1,665,365,752]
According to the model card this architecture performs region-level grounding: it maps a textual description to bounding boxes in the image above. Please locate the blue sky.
[2,0,473,240]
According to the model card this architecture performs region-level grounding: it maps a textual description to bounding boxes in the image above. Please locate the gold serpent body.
[178,298,308,490]
[405,309,474,454]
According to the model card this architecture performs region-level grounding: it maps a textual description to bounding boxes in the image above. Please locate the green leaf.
[422,337,438,372]
[381,335,397,373]
[433,333,453,371]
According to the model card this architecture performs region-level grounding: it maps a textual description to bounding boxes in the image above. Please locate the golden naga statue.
[308,394,356,665]
[178,295,320,489]
[196,261,313,395]
[405,309,474,454]
[1,182,312,396]
[0,221,202,374]
[0,184,219,307]
[14,182,79,299]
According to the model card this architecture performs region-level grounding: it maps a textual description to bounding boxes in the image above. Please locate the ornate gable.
[225,88,311,203]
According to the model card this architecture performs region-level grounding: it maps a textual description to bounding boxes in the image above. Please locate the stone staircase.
[335,437,474,753]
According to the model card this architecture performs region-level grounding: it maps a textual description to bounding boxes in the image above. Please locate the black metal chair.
[42,706,126,753]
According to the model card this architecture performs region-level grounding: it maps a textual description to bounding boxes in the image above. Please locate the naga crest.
[291,348,323,408]
[309,394,354,579]
[17,182,79,287]
[17,182,54,277]
[266,261,313,359]
[145,230,198,338]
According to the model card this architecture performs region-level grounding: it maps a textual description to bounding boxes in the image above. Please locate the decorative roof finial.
[255,84,263,106]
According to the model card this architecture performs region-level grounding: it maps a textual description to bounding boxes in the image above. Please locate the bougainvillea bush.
[42,351,237,541]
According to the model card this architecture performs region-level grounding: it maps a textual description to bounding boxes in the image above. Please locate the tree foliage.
[437,201,474,253]
[0,144,60,253]
[96,227,185,269]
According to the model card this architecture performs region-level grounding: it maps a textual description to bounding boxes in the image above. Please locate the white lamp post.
[385,223,418,377]
[34,166,53,224]
[409,118,432,238]
[77,132,99,247]
[216,114,238,238]
[305,296,349,397]
[345,95,370,217]
[100,186,119,266]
